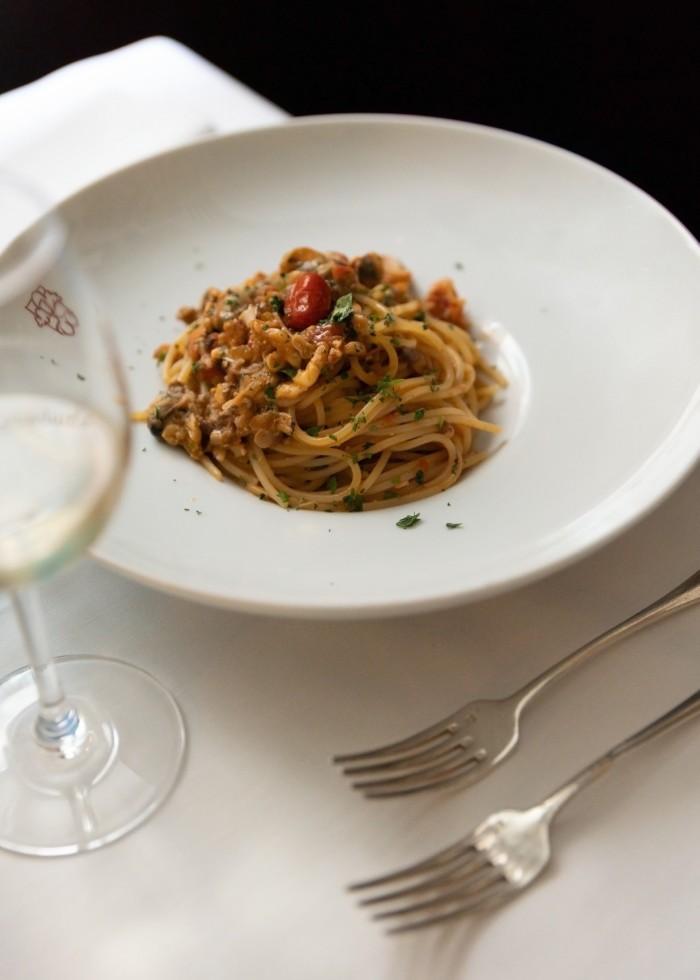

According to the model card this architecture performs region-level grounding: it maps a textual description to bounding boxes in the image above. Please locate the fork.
[333,568,700,796]
[350,687,700,932]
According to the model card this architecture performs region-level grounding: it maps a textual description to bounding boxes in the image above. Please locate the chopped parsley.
[343,488,364,511]
[269,295,284,314]
[376,375,401,401]
[396,512,421,529]
[446,522,463,529]
[328,293,354,323]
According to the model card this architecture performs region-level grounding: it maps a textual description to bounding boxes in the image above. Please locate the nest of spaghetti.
[140,247,506,512]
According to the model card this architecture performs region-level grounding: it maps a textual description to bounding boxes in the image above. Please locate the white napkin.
[0,36,288,203]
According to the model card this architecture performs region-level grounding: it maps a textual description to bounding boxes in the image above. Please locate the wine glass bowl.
[0,172,186,856]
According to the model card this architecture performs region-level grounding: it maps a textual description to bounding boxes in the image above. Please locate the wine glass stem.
[11,584,81,746]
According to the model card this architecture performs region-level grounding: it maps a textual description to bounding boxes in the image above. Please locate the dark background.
[2,2,698,240]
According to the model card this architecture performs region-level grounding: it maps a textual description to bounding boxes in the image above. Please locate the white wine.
[0,174,185,858]
[0,393,124,584]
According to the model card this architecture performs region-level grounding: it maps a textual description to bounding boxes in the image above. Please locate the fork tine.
[358,849,490,907]
[340,732,472,777]
[371,864,505,921]
[353,748,489,797]
[332,718,459,765]
[350,836,479,893]
[382,879,512,933]
[352,835,510,934]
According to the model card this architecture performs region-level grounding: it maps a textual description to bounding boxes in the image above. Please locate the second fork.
[333,568,700,796]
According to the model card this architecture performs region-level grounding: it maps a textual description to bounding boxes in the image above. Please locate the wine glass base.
[0,656,186,856]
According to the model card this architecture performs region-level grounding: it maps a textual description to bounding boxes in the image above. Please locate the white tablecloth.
[1,37,698,980]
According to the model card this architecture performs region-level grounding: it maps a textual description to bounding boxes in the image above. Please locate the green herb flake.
[269,295,284,314]
[326,475,338,493]
[264,385,276,400]
[306,425,322,437]
[376,375,401,401]
[278,491,290,504]
[343,489,364,511]
[413,408,425,421]
[329,293,354,323]
[396,512,421,529]
[446,522,463,529]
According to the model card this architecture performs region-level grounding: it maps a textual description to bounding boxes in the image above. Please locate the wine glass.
[0,171,186,856]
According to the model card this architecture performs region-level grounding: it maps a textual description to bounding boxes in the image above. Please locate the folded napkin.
[0,36,288,202]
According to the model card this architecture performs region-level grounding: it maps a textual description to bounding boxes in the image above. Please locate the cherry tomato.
[284,272,332,329]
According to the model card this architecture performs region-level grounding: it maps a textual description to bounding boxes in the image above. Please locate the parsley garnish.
[343,489,364,511]
[446,522,463,529]
[329,293,354,323]
[413,408,425,421]
[326,476,338,493]
[269,295,284,314]
[306,425,322,437]
[376,375,401,401]
[396,513,421,529]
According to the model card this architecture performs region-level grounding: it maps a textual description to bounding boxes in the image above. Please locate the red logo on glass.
[25,286,78,336]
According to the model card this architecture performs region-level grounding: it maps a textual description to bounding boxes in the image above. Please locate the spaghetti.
[139,247,506,511]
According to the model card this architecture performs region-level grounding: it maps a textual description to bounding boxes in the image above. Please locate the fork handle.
[540,688,700,818]
[511,568,700,716]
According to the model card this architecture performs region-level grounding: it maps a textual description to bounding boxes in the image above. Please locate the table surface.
[1,37,698,980]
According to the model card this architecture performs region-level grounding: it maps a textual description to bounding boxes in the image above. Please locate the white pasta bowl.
[60,114,700,618]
